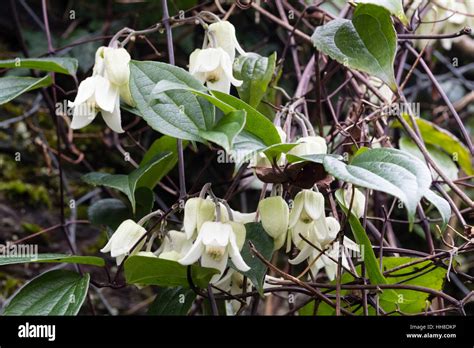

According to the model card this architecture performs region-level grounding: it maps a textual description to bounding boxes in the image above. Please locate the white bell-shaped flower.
[183,197,216,240]
[156,230,193,261]
[179,221,250,282]
[289,218,359,281]
[68,46,134,133]
[288,190,325,251]
[287,136,327,157]
[289,190,325,228]
[100,219,147,265]
[341,187,366,219]
[218,202,256,224]
[189,47,242,94]
[259,196,289,240]
[208,20,246,61]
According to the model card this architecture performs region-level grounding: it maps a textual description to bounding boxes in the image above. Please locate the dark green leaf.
[148,287,196,315]
[137,135,186,189]
[325,148,432,223]
[129,60,215,141]
[312,4,397,90]
[231,222,274,295]
[124,255,219,289]
[0,57,78,76]
[0,254,105,267]
[233,52,276,107]
[82,152,171,212]
[88,198,131,231]
[211,91,281,147]
[0,75,52,105]
[3,270,90,315]
[151,79,281,148]
[134,187,155,220]
[199,110,246,152]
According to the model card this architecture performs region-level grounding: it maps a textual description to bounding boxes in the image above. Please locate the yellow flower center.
[205,245,226,260]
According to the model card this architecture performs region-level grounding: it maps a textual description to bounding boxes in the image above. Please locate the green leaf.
[399,137,458,181]
[392,114,472,175]
[312,3,397,90]
[325,148,432,223]
[378,257,447,313]
[231,222,274,295]
[354,0,409,25]
[88,198,131,231]
[199,110,246,152]
[151,80,281,148]
[134,187,155,220]
[424,190,451,230]
[129,60,215,142]
[0,57,78,76]
[148,287,196,315]
[286,153,343,164]
[335,189,396,302]
[262,143,298,161]
[82,152,171,212]
[211,91,281,147]
[233,52,276,107]
[137,135,186,189]
[3,270,90,315]
[0,254,105,267]
[0,75,52,105]
[124,255,219,289]
[316,257,446,315]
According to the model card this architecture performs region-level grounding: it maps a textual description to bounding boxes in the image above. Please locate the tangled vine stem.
[3,0,473,317]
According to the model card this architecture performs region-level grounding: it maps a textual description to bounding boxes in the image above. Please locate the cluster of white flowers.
[410,0,474,50]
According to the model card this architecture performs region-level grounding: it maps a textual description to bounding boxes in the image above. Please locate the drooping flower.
[289,216,359,280]
[179,221,250,281]
[288,190,325,250]
[259,196,289,249]
[207,20,246,61]
[287,136,327,157]
[156,230,193,261]
[100,219,147,265]
[340,187,366,219]
[183,197,216,240]
[68,46,134,133]
[189,47,242,93]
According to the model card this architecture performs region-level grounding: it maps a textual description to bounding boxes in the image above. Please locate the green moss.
[21,222,42,234]
[0,180,51,207]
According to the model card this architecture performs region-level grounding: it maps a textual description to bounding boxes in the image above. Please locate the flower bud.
[103,47,131,86]
[100,219,147,265]
[288,136,327,157]
[340,187,366,219]
[183,197,216,239]
[258,196,289,240]
[208,20,246,60]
